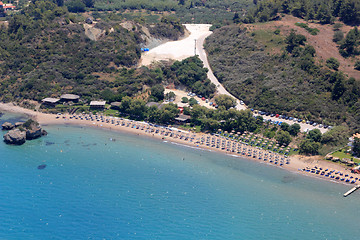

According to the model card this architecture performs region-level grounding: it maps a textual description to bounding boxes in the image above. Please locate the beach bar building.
[60,94,80,103]
[90,101,106,109]
[42,97,60,106]
[175,114,191,124]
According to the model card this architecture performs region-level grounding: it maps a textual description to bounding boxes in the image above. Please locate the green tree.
[299,139,321,155]
[332,77,346,100]
[56,0,64,7]
[120,96,132,113]
[339,0,360,25]
[181,97,188,103]
[333,31,344,43]
[129,99,146,119]
[233,12,240,23]
[355,60,360,70]
[339,27,360,57]
[82,0,94,8]
[158,103,179,123]
[286,30,307,53]
[316,4,333,24]
[280,122,290,132]
[326,57,340,70]
[275,130,292,146]
[215,95,236,110]
[321,126,350,145]
[188,97,197,106]
[307,129,322,142]
[288,123,301,136]
[150,84,164,102]
[200,118,219,132]
[165,91,175,100]
[353,137,360,156]
[66,0,86,13]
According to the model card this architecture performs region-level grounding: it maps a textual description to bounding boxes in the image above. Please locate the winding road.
[140,24,328,133]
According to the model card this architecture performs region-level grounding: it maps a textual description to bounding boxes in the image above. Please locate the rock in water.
[37,164,47,170]
[2,122,14,130]
[14,122,24,128]
[41,129,48,136]
[3,129,26,145]
[26,127,42,140]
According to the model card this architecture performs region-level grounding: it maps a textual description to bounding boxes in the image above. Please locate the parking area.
[253,111,330,134]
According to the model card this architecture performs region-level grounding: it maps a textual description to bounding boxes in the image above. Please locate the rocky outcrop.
[2,119,48,145]
[25,127,42,140]
[25,127,47,140]
[15,122,24,127]
[3,129,26,145]
[2,122,14,130]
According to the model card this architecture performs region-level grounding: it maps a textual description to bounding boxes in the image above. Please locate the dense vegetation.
[94,0,254,25]
[114,94,262,134]
[165,56,216,98]
[0,0,186,103]
[205,25,360,131]
[246,0,360,25]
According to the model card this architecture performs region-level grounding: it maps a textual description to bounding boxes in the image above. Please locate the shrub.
[355,61,360,71]
[326,57,340,70]
[274,29,280,35]
[299,140,321,155]
[189,97,197,106]
[333,23,343,31]
[66,0,86,13]
[333,31,344,43]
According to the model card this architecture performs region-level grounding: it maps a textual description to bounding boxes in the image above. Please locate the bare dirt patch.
[246,15,359,80]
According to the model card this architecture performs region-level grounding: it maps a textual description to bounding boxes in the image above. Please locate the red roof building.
[0,2,16,10]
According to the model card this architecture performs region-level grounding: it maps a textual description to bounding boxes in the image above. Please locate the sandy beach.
[1,102,358,187]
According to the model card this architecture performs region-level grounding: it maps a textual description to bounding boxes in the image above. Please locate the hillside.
[246,15,359,79]
[205,23,360,130]
[0,0,185,103]
[94,0,254,25]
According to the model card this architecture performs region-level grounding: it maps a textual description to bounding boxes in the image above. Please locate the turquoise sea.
[0,112,360,240]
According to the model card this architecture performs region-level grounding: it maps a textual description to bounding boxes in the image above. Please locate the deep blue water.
[1,113,360,239]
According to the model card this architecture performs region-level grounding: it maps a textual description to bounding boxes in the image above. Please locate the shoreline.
[0,102,358,187]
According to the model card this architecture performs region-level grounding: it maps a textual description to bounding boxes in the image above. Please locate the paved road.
[195,27,328,133]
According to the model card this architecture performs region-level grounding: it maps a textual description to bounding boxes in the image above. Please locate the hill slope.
[0,0,185,102]
[205,24,360,130]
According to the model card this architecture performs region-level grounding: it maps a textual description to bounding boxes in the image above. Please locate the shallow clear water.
[0,113,359,239]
